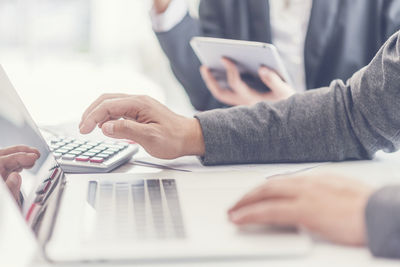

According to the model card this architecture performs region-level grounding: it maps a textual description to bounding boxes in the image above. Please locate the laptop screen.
[0,66,58,208]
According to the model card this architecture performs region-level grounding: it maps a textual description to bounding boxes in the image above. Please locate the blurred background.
[0,0,200,126]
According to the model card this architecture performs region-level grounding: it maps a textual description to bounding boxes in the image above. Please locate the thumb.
[6,172,22,202]
[101,119,149,143]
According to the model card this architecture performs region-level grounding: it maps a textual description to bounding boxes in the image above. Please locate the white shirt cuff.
[150,0,188,32]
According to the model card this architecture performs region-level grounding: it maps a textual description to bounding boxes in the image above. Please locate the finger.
[200,66,240,105]
[229,200,299,226]
[80,97,145,134]
[229,179,300,213]
[5,172,22,202]
[0,153,39,179]
[101,119,149,144]
[221,58,246,91]
[80,93,129,128]
[0,146,40,158]
[258,67,287,93]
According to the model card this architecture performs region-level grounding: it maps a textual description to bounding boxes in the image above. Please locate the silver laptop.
[0,66,311,263]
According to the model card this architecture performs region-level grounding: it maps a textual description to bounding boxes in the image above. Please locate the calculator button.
[88,149,102,154]
[96,153,109,159]
[83,152,96,157]
[102,150,115,156]
[56,149,69,154]
[76,156,90,162]
[55,142,67,147]
[75,147,88,152]
[63,145,75,150]
[53,152,62,159]
[62,154,76,160]
[90,157,104,163]
[68,150,82,155]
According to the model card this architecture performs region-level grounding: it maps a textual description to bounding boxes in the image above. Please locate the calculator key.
[50,138,62,144]
[96,153,109,159]
[72,140,86,145]
[52,152,62,159]
[90,157,104,163]
[69,150,82,155]
[63,145,75,150]
[75,147,88,152]
[62,154,76,160]
[102,150,115,156]
[56,149,69,154]
[107,147,120,152]
[83,152,96,157]
[55,142,67,147]
[63,138,75,143]
[76,156,90,162]
[87,142,99,146]
[88,149,102,153]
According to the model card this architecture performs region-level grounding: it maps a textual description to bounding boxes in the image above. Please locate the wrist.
[182,118,205,157]
[153,0,171,13]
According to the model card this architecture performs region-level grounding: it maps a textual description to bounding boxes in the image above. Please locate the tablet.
[190,37,293,91]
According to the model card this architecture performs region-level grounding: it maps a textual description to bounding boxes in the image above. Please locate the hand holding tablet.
[191,37,293,90]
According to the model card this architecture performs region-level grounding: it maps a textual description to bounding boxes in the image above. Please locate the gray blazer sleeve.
[366,186,400,258]
[195,30,400,165]
[155,1,225,111]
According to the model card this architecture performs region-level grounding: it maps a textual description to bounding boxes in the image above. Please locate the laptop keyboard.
[87,179,186,241]
[49,137,130,164]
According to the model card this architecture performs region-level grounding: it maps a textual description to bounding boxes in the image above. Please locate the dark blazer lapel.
[305,0,340,88]
[247,0,271,43]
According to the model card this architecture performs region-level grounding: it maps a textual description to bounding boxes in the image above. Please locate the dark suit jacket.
[156,0,400,110]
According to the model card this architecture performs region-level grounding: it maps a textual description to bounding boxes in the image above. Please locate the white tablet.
[190,37,293,90]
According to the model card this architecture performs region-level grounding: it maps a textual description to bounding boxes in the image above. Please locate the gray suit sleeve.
[155,1,225,111]
[195,31,400,165]
[366,186,400,258]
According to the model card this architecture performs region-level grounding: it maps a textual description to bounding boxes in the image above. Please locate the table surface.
[30,149,400,267]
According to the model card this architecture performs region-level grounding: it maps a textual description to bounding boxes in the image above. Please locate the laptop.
[0,66,311,263]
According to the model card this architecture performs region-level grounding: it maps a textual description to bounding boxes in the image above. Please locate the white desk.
[31,150,400,267]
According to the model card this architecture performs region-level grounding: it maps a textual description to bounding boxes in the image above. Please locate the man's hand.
[229,173,374,246]
[200,58,295,106]
[79,94,205,159]
[0,146,40,203]
[153,0,172,13]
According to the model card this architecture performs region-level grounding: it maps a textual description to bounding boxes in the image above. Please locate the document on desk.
[132,156,327,177]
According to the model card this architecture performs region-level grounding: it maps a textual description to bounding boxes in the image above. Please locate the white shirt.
[150,0,313,92]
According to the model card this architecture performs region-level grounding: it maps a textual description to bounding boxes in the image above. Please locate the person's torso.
[200,0,392,89]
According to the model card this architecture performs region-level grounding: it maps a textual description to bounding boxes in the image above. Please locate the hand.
[79,94,205,159]
[228,173,374,246]
[0,146,40,204]
[153,0,172,13]
[200,58,295,106]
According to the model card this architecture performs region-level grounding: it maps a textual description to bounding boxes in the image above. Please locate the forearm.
[366,186,400,258]
[195,31,400,165]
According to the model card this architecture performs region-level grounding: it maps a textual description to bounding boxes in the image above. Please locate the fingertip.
[228,211,243,224]
[8,172,21,188]
[28,153,39,160]
[258,67,270,77]
[79,124,91,135]
[102,122,115,136]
